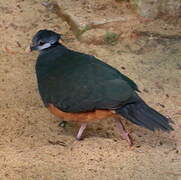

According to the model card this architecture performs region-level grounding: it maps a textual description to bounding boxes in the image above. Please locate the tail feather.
[116,100,173,131]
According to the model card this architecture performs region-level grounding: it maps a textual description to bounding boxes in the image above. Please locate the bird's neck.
[36,43,69,77]
[39,42,63,54]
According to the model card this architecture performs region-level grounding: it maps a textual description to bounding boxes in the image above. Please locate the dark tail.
[116,99,173,131]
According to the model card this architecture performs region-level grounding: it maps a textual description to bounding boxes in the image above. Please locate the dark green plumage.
[33,29,173,132]
[36,45,138,112]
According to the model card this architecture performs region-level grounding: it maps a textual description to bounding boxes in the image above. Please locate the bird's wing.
[37,50,138,112]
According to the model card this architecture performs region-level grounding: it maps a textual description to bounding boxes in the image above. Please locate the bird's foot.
[120,131,133,146]
[59,121,67,128]
[116,119,133,146]
[76,123,88,140]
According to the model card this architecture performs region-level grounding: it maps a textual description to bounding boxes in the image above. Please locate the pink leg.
[76,123,87,140]
[116,119,133,146]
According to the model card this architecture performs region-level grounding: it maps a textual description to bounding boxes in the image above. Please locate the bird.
[30,29,173,145]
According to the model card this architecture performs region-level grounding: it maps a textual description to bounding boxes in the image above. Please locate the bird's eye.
[39,40,45,45]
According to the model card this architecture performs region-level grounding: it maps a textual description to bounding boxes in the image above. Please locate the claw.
[59,121,67,128]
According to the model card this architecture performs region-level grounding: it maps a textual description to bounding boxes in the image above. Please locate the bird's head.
[30,29,61,51]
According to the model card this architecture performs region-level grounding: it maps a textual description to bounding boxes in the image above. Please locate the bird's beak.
[30,44,38,51]
[25,43,38,53]
[25,46,31,53]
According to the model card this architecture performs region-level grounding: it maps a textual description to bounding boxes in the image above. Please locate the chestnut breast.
[48,104,114,123]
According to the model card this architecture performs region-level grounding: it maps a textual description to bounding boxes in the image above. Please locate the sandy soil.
[0,0,180,179]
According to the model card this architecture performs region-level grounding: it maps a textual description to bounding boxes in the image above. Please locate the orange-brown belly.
[47,104,114,122]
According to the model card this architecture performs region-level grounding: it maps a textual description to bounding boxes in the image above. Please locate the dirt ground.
[0,0,181,179]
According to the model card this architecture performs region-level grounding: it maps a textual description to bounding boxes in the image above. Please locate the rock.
[130,0,159,18]
[160,0,181,17]
[130,0,181,18]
